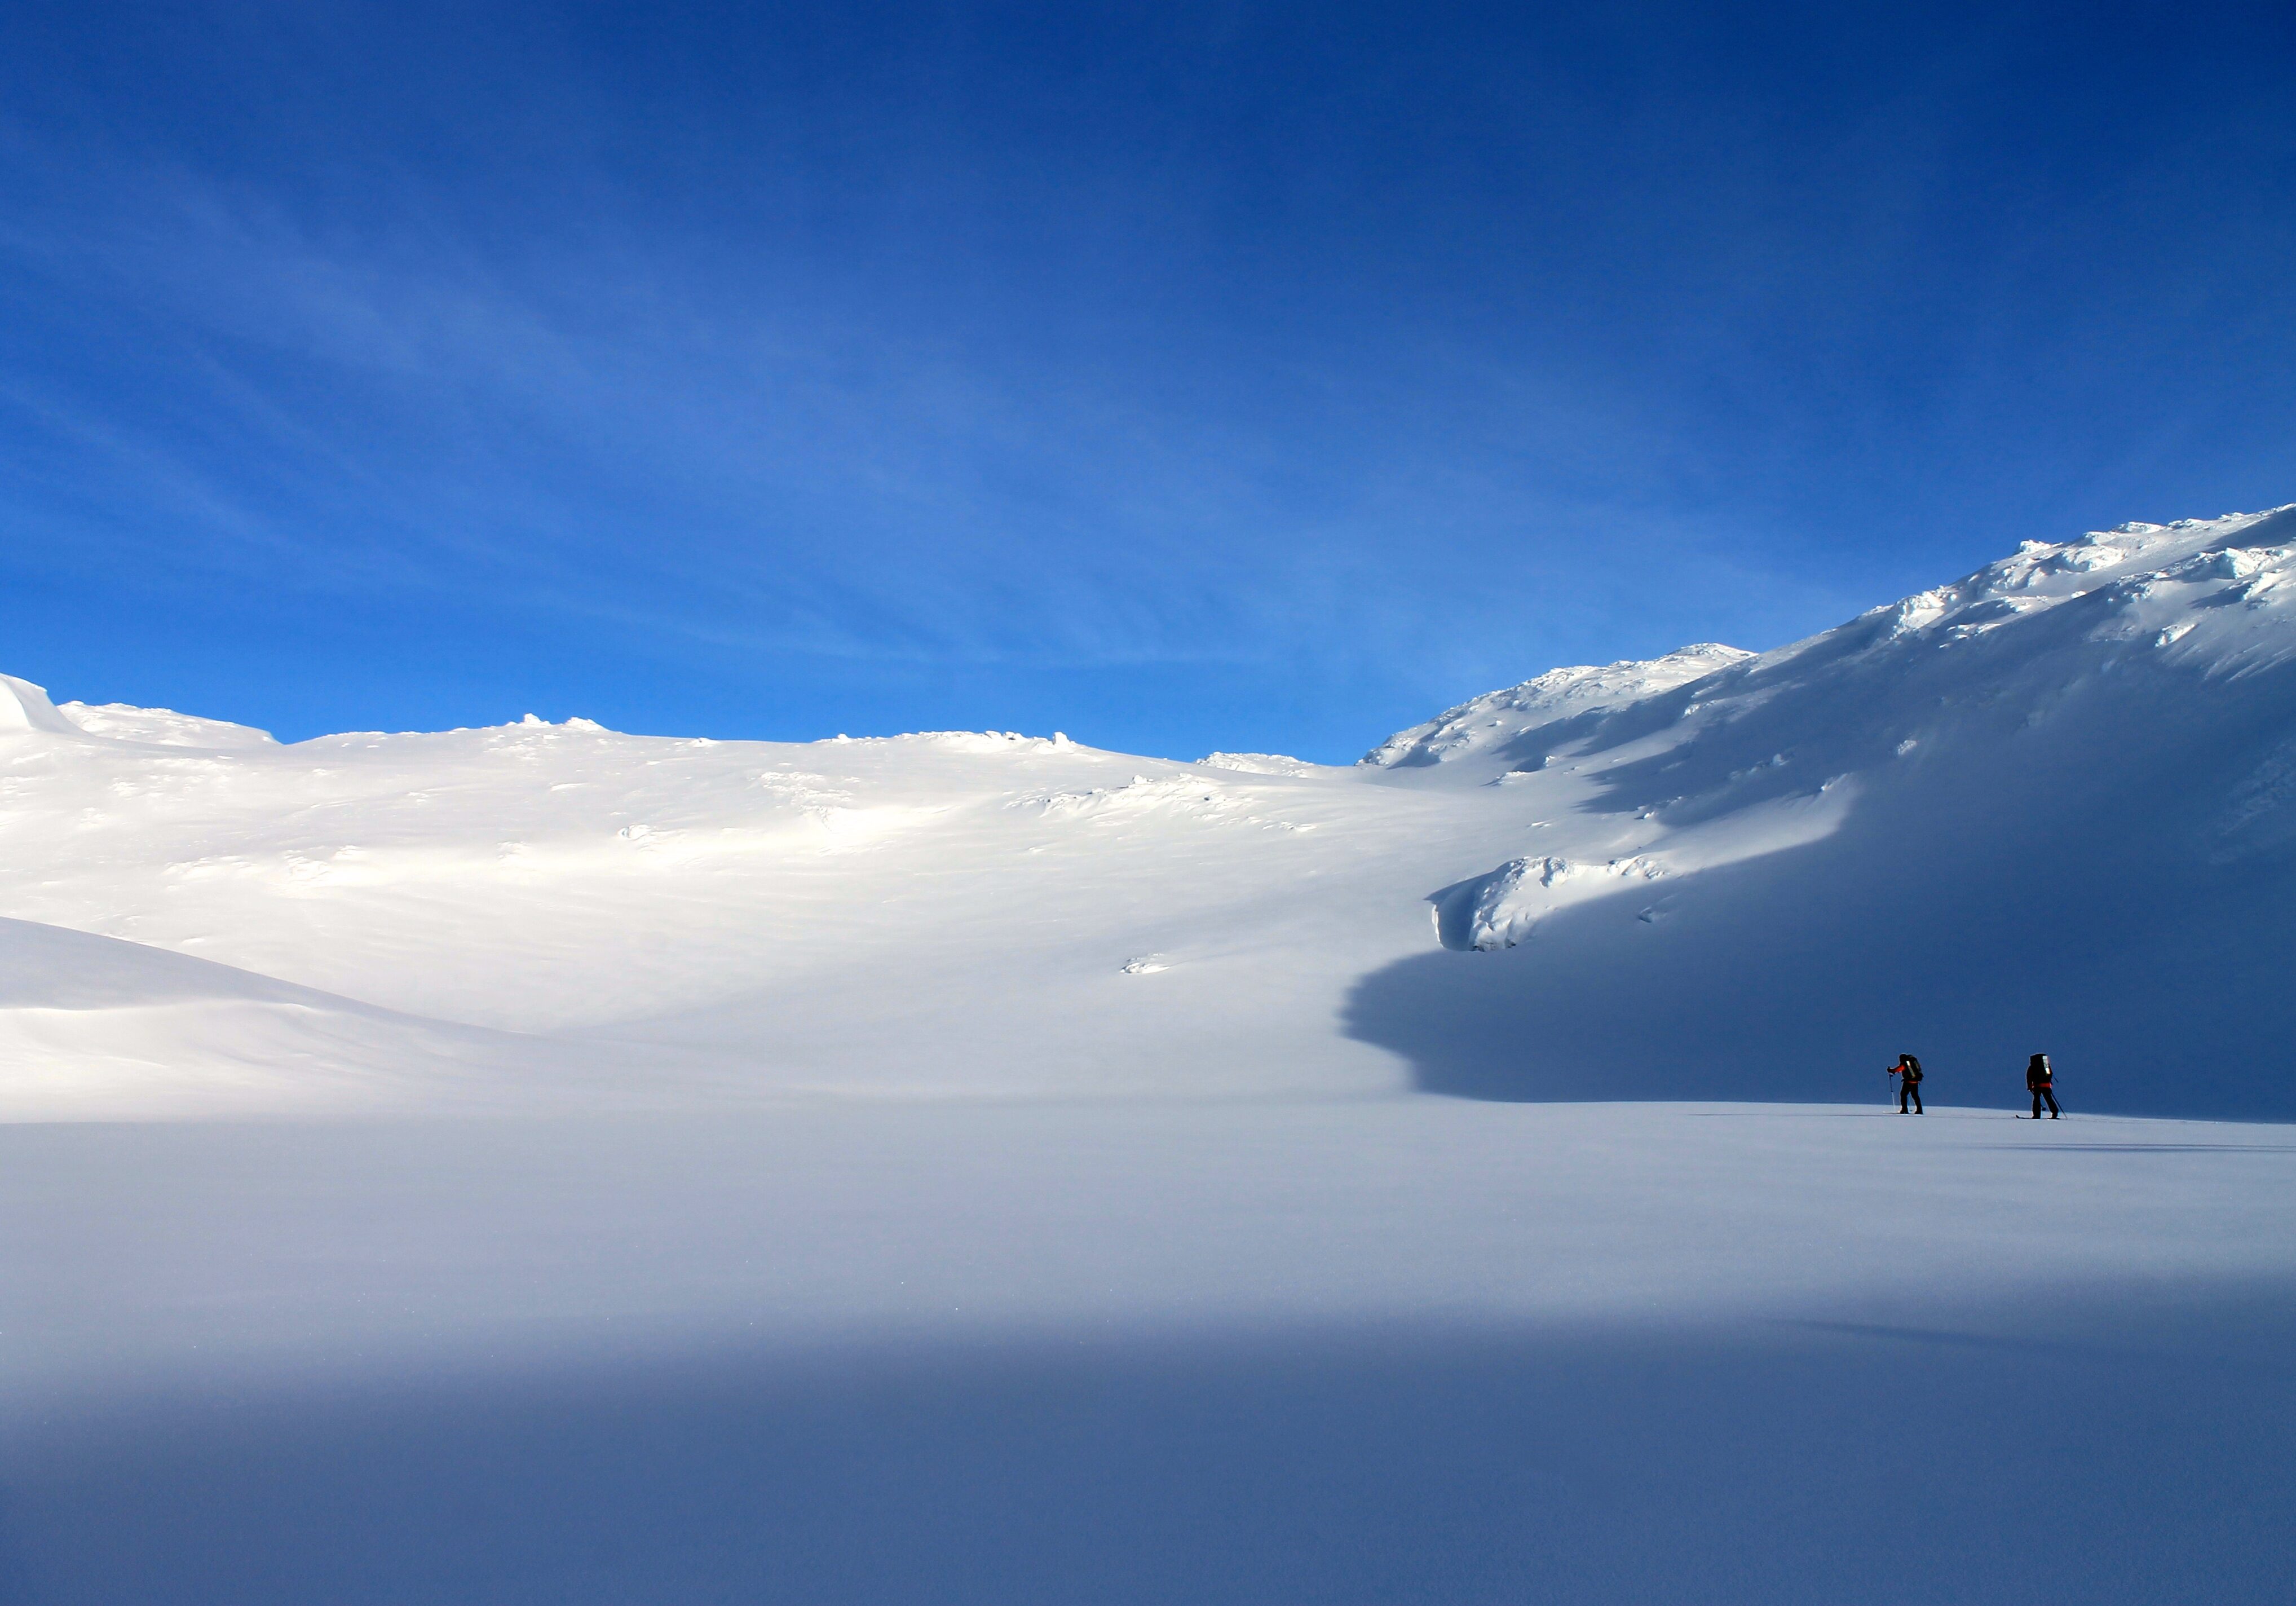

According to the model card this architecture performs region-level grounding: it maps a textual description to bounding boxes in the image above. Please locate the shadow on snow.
[3,1284,2294,1606]
[1345,650,2296,1120]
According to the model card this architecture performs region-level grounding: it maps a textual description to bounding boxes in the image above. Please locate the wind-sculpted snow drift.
[4,508,2296,1117]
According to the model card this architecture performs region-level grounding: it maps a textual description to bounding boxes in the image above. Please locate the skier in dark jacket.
[2026,1054,2060,1119]
[1889,1054,1925,1114]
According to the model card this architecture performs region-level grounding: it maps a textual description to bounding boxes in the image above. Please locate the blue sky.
[3,2,2290,760]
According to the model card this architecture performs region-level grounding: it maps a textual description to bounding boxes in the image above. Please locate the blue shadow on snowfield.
[1346,643,2296,1120]
[3,1281,2293,1606]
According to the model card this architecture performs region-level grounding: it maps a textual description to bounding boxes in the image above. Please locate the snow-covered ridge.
[1366,508,2296,773]
[1196,752,1327,776]
[1370,506,2296,972]
[825,729,1076,753]
[1363,644,1755,767]
[58,701,280,748]
[1825,510,2296,655]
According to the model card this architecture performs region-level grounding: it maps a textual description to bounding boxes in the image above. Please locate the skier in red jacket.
[1888,1054,1924,1114]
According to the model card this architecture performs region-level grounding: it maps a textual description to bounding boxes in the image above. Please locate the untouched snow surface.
[5,508,2296,1602]
[5,1104,2293,1604]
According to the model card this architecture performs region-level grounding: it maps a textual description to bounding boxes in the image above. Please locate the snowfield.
[7,507,2296,1119]
[4,508,2295,1603]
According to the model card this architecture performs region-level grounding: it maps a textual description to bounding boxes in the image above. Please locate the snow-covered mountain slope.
[54,700,278,748]
[1349,505,2296,1116]
[1363,642,1756,767]
[5,506,2294,1118]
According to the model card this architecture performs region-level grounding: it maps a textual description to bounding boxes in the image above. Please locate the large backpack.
[1902,1055,1923,1083]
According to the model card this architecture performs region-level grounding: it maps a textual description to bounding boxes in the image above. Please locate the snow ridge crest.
[1367,505,2296,771]
[1363,644,1752,768]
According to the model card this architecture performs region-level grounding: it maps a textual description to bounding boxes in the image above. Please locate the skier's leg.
[2045,1088,2060,1117]
[1912,1087,1923,1114]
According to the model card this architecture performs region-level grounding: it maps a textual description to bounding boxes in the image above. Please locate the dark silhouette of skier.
[1888,1053,1924,1114]
[2026,1053,2060,1119]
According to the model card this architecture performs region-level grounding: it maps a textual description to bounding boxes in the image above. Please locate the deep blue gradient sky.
[3,3,2291,760]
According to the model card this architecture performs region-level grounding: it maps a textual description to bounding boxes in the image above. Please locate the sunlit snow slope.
[5,506,2293,1118]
